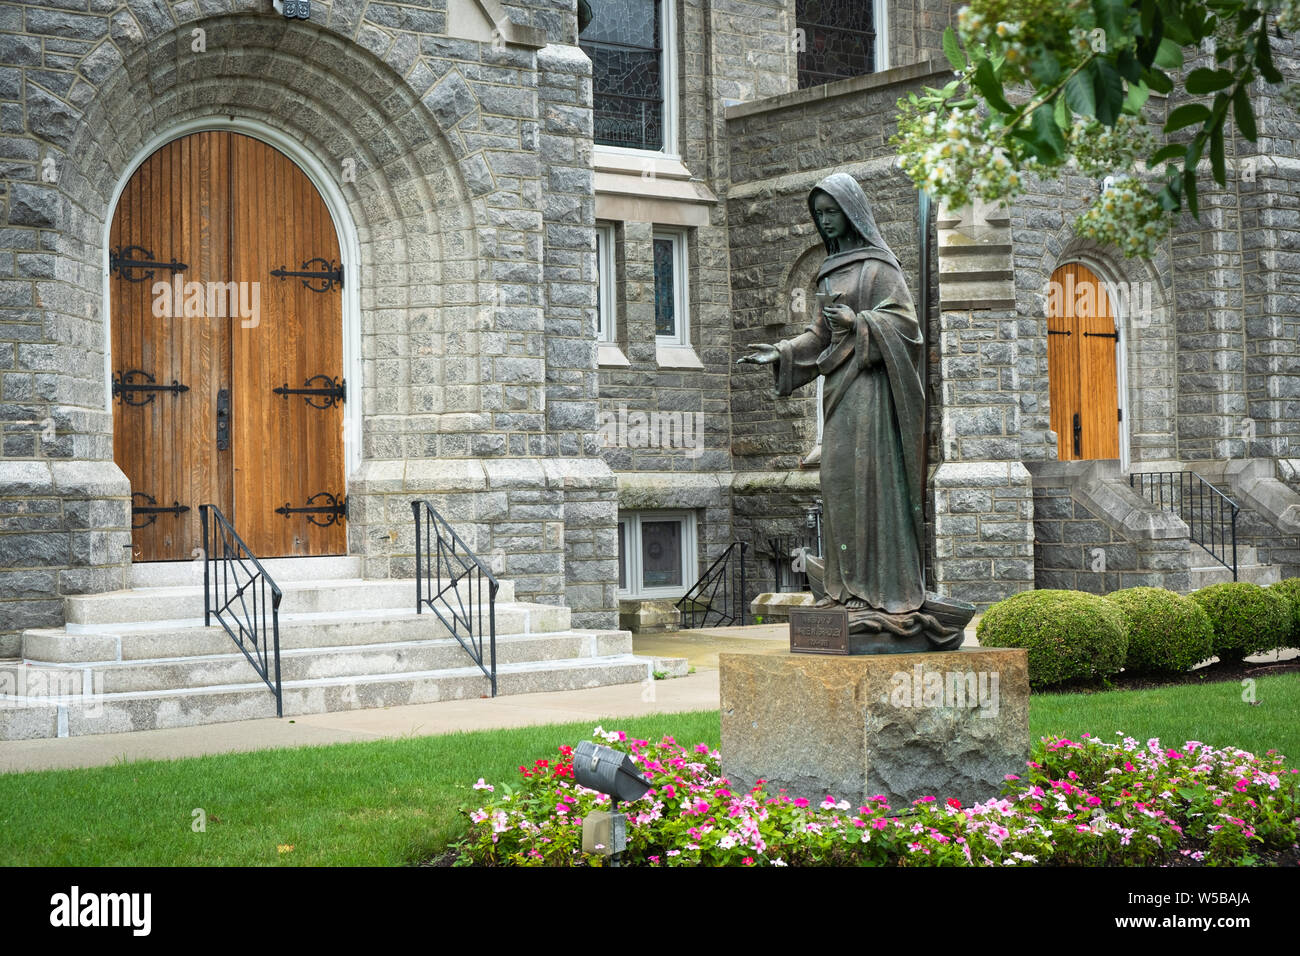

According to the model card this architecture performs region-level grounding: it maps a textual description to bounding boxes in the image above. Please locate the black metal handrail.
[766,533,822,592]
[1129,471,1239,579]
[200,504,284,716]
[676,542,748,629]
[412,500,499,696]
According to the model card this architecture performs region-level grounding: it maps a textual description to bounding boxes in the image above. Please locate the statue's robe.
[772,246,927,614]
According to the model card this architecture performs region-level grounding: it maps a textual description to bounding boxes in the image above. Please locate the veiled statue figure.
[739,173,972,652]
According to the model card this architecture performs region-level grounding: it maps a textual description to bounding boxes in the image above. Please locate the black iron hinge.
[270,258,343,293]
[272,375,345,409]
[275,492,347,527]
[110,245,188,283]
[132,492,190,529]
[113,369,190,406]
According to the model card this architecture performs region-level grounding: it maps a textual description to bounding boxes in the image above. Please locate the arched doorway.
[1046,262,1123,462]
[109,131,347,560]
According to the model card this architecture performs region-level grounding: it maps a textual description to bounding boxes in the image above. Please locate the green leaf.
[942,25,967,73]
[1065,70,1096,117]
[1123,80,1151,116]
[1144,66,1174,94]
[972,59,1016,114]
[1151,143,1185,165]
[1210,124,1226,186]
[1031,49,1062,86]
[1093,60,1125,126]
[1116,49,1143,83]
[1186,68,1235,94]
[1183,165,1200,218]
[1093,0,1129,44]
[1233,84,1257,140]
[1160,8,1195,44]
[1256,26,1283,84]
[1032,102,1067,159]
[1165,103,1211,133]
[1153,37,1184,69]
[1054,92,1069,129]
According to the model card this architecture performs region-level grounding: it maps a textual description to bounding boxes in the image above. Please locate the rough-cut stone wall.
[0,0,621,644]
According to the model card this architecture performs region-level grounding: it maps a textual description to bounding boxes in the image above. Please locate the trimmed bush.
[1189,582,1291,662]
[1267,578,1300,649]
[977,589,1128,688]
[1106,587,1214,675]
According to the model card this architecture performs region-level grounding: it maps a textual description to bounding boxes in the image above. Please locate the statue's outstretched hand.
[737,343,780,366]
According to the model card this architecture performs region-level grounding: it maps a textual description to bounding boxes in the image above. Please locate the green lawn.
[0,674,1294,866]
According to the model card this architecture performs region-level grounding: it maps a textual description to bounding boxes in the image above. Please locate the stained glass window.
[797,0,876,89]
[653,234,677,338]
[580,0,665,150]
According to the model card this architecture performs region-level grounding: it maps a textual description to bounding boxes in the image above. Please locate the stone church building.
[2,0,1299,659]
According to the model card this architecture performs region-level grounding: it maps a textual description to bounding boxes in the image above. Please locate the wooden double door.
[1046,263,1121,461]
[111,131,346,561]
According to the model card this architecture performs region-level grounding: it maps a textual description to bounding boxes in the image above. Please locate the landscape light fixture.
[573,740,652,867]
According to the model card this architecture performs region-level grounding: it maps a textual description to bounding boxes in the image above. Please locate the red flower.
[946,798,962,810]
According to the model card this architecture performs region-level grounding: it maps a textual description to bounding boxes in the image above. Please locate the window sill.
[655,343,704,369]
[597,342,631,367]
[594,147,717,227]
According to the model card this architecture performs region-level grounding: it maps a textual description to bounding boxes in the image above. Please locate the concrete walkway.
[0,621,981,774]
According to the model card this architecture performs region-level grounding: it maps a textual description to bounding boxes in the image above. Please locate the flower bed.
[454,728,1300,867]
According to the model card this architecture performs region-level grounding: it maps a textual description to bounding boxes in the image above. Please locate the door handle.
[217,388,230,450]
[1072,412,1082,457]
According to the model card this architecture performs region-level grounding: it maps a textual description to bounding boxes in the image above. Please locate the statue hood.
[808,173,902,272]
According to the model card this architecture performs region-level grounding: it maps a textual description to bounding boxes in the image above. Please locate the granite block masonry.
[719,647,1030,808]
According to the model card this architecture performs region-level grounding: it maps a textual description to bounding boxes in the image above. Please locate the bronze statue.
[738,174,972,652]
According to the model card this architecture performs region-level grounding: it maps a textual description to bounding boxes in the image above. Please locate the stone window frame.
[585,0,681,160]
[617,510,698,599]
[652,226,690,347]
[595,220,617,343]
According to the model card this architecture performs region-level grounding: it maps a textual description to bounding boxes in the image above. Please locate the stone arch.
[1024,219,1177,468]
[33,11,491,466]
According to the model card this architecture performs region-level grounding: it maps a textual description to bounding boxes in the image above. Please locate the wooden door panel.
[1047,263,1119,462]
[230,135,346,556]
[111,131,345,560]
[111,132,232,561]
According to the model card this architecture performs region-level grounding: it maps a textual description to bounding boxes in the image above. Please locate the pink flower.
[793,797,809,808]
[742,857,755,865]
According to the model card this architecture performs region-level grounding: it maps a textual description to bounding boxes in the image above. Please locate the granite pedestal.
[720,647,1030,808]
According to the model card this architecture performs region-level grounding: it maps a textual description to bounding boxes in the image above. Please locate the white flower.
[472,778,494,791]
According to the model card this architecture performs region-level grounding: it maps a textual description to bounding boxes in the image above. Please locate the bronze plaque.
[790,607,849,655]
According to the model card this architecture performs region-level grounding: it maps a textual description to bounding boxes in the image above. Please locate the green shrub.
[1189,582,1291,662]
[976,589,1128,688]
[1267,578,1300,648]
[1105,587,1214,675]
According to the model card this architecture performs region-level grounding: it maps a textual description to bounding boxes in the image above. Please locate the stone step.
[24,601,570,664]
[0,655,653,740]
[129,556,363,588]
[5,629,633,694]
[63,577,516,626]
[1189,564,1281,589]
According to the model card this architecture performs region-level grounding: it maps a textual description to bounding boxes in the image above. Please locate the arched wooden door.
[110,131,346,560]
[1046,263,1120,461]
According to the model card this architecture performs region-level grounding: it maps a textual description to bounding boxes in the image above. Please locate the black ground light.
[573,740,652,867]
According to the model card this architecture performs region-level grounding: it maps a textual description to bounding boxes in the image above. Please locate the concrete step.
[129,556,363,588]
[24,601,570,664]
[6,629,633,694]
[63,577,516,626]
[0,654,652,740]
[1190,563,1281,589]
